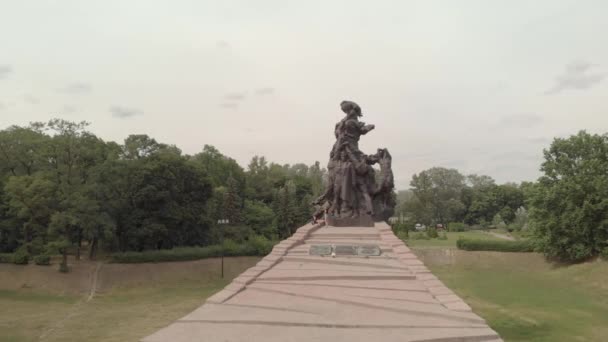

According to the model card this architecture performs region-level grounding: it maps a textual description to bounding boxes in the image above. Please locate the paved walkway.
[142,222,501,342]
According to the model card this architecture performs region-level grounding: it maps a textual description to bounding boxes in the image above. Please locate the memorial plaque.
[357,245,381,256]
[334,245,357,256]
[309,244,332,256]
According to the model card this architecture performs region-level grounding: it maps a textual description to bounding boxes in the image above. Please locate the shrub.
[601,248,608,261]
[12,249,29,265]
[396,230,408,241]
[426,227,438,239]
[506,223,519,232]
[410,232,430,240]
[448,222,466,232]
[456,238,534,252]
[59,262,69,273]
[438,232,448,240]
[27,238,46,256]
[0,253,13,263]
[34,254,51,266]
[248,235,273,255]
[109,239,277,264]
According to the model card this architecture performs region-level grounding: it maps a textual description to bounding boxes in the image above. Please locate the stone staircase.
[142,222,502,342]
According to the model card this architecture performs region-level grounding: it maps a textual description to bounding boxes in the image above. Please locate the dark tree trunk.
[89,238,98,260]
[76,233,82,260]
[60,250,69,272]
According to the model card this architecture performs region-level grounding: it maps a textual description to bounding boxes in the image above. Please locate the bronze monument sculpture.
[313,101,395,226]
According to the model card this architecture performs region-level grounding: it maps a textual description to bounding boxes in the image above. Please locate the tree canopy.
[0,120,327,265]
[528,131,608,261]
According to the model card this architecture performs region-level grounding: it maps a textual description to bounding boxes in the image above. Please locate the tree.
[190,145,246,189]
[4,175,57,251]
[121,134,166,160]
[223,176,242,224]
[98,150,213,251]
[462,174,524,226]
[307,161,325,197]
[245,156,274,203]
[466,174,495,189]
[409,167,466,224]
[529,131,608,261]
[274,180,298,238]
[0,117,334,257]
[510,207,529,231]
[243,200,276,238]
[0,124,48,177]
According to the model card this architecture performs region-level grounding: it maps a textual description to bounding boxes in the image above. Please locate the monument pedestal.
[326,214,374,227]
[142,222,502,342]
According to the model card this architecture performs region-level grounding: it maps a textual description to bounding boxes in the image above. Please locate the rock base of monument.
[326,214,374,227]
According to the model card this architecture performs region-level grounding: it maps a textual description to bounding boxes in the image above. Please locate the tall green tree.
[409,167,466,224]
[243,200,276,238]
[274,180,298,238]
[0,124,48,177]
[4,175,57,251]
[529,131,608,261]
[223,176,242,224]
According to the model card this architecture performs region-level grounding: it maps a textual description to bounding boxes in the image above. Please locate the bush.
[410,232,430,240]
[109,238,277,264]
[392,222,410,233]
[426,227,438,239]
[456,238,534,252]
[34,254,51,266]
[26,238,46,256]
[0,253,14,263]
[248,235,274,255]
[438,232,448,240]
[448,222,466,232]
[12,250,29,265]
[396,230,408,241]
[59,262,69,273]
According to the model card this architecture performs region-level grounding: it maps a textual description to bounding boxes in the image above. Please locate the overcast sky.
[1,0,607,189]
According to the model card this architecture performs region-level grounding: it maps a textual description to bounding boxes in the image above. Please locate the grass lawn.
[0,257,260,342]
[419,250,608,342]
[404,230,506,248]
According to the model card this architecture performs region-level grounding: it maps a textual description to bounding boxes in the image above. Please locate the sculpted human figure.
[374,148,394,195]
[343,144,374,216]
[312,101,395,226]
[331,149,356,217]
[330,101,375,161]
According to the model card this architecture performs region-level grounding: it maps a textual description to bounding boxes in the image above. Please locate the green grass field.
[404,230,506,248]
[0,257,260,342]
[417,250,608,341]
[3,235,607,341]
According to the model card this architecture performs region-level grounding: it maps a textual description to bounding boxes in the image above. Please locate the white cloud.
[110,106,142,118]
[545,61,605,94]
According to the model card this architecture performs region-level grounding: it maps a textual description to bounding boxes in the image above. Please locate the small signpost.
[217,219,229,278]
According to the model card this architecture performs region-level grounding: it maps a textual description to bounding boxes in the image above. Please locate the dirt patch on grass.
[98,256,259,291]
[1,256,261,342]
[0,256,260,296]
[0,260,97,295]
